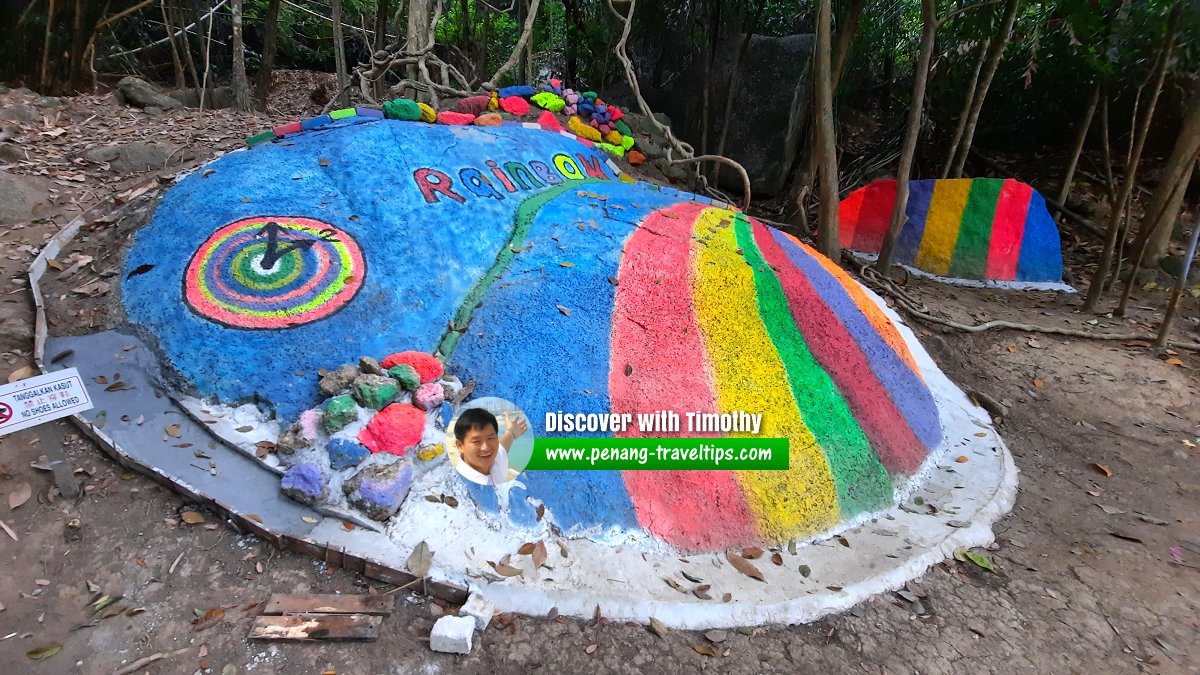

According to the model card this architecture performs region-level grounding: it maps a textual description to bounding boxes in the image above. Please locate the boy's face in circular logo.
[457,424,500,475]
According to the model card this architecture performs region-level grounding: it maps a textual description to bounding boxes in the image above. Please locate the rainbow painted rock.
[839,178,1065,285]
[123,116,960,552]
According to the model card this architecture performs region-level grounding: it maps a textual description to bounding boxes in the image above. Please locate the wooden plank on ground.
[249,614,382,641]
[262,593,395,616]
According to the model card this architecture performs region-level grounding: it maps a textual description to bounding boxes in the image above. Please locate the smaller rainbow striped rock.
[839,178,1065,285]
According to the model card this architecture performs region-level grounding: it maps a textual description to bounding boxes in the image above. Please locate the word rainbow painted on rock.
[413,151,613,204]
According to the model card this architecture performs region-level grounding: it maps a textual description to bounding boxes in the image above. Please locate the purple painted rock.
[343,459,414,521]
[327,438,370,470]
[413,381,445,411]
[280,462,328,505]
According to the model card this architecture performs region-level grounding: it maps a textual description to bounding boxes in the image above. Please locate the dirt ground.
[0,82,1198,674]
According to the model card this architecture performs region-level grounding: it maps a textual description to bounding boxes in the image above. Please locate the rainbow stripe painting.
[838,178,1068,288]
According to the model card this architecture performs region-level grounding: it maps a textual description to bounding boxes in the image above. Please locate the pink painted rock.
[565,91,579,105]
[563,105,577,116]
[437,111,476,126]
[454,96,490,115]
[413,382,445,411]
[599,124,612,135]
[500,96,530,116]
[474,113,503,127]
[537,110,563,132]
[380,351,444,383]
[357,403,425,456]
[299,409,322,440]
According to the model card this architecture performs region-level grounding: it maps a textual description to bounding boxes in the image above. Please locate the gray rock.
[0,143,27,162]
[319,363,359,397]
[0,172,50,226]
[115,76,183,110]
[642,33,815,195]
[34,96,64,108]
[142,106,164,116]
[276,422,311,454]
[0,104,39,123]
[165,86,234,109]
[0,85,9,95]
[359,356,386,376]
[12,87,35,97]
[81,141,191,172]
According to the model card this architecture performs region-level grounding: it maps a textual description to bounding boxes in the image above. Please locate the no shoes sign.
[0,368,93,437]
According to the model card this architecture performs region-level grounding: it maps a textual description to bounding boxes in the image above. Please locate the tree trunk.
[1154,215,1200,347]
[1083,3,1181,311]
[374,0,392,99]
[406,0,431,99]
[255,0,281,110]
[947,0,1020,178]
[1056,81,1101,208]
[877,0,938,273]
[162,0,186,88]
[41,0,56,91]
[831,0,866,92]
[1140,83,1200,267]
[814,0,840,262]
[230,0,251,111]
[700,0,714,157]
[175,0,200,91]
[331,0,349,107]
[199,0,214,111]
[941,41,985,178]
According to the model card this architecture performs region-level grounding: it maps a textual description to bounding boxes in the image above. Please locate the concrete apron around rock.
[28,171,1017,631]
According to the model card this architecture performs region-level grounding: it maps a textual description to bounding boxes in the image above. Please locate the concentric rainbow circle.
[183,216,365,329]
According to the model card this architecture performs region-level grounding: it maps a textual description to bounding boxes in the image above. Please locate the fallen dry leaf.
[8,481,32,510]
[7,366,35,383]
[180,511,205,524]
[165,424,182,438]
[532,540,548,569]
[584,644,597,654]
[726,550,765,582]
[556,304,572,317]
[1092,463,1113,478]
[192,607,225,631]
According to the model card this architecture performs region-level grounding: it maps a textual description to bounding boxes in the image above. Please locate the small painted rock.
[343,459,414,521]
[388,363,421,390]
[353,373,399,411]
[500,96,531,116]
[322,394,359,433]
[437,111,476,126]
[627,150,646,166]
[358,403,425,456]
[281,462,327,505]
[380,351,444,383]
[327,438,370,470]
[474,113,503,127]
[416,442,445,461]
[413,381,445,411]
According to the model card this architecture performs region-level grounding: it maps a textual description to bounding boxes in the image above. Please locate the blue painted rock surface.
[123,117,962,551]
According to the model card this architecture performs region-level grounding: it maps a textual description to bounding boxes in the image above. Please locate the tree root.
[849,259,1200,352]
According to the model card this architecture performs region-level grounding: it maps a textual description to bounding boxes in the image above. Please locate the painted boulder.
[123,116,978,553]
[838,178,1068,288]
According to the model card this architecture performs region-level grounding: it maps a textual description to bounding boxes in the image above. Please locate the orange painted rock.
[357,403,425,456]
[474,113,503,127]
[627,150,646,166]
[537,110,563,132]
[436,111,476,126]
[380,350,444,383]
[500,96,531,116]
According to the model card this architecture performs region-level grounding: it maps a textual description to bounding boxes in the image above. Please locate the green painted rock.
[383,98,422,121]
[615,120,632,137]
[354,374,399,410]
[322,394,359,432]
[388,364,421,390]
